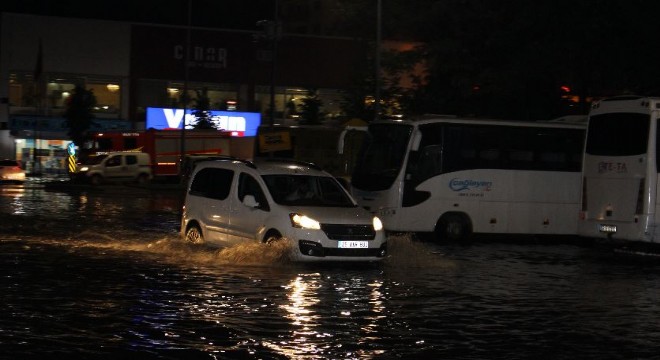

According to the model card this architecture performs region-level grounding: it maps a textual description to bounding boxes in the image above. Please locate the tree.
[299,88,324,125]
[64,84,96,148]
[191,88,217,130]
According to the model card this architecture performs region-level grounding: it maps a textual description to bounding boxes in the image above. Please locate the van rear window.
[190,168,234,200]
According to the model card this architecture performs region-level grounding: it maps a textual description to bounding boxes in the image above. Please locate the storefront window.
[8,73,39,114]
[166,82,237,110]
[15,138,72,175]
[88,79,121,114]
[47,79,75,111]
[254,86,346,124]
[8,72,121,116]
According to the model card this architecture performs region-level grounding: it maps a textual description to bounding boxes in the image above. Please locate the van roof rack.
[255,157,322,171]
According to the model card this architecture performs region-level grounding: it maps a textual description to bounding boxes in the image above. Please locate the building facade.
[0,12,368,173]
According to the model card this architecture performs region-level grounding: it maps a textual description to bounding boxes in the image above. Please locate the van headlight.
[290,213,321,229]
[373,216,383,231]
[80,166,89,172]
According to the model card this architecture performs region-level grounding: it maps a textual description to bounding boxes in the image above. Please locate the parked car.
[73,151,153,185]
[0,159,26,183]
[180,158,387,262]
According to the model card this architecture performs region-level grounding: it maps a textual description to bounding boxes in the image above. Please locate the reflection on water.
[0,231,458,358]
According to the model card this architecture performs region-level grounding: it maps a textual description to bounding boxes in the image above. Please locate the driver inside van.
[286,178,314,201]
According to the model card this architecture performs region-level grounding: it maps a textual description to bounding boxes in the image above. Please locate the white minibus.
[579,95,660,243]
[340,116,586,241]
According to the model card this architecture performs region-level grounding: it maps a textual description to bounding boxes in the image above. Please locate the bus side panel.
[395,170,581,235]
[654,177,660,241]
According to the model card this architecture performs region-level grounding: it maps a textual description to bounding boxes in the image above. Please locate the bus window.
[413,145,443,183]
[586,113,649,156]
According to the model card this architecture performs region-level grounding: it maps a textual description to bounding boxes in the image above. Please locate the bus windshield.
[586,113,649,156]
[351,123,413,191]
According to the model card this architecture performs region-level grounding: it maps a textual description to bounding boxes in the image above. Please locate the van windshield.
[262,175,357,207]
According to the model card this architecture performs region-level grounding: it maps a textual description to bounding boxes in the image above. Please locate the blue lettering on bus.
[449,178,493,192]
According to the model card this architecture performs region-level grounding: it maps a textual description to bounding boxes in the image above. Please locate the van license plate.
[599,224,617,233]
[338,241,368,248]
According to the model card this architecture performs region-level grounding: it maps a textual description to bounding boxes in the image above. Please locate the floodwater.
[1,177,660,359]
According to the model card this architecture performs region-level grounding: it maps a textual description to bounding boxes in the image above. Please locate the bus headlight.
[373,216,383,231]
[290,213,321,229]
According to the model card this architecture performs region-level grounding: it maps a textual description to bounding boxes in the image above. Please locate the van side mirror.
[243,194,259,208]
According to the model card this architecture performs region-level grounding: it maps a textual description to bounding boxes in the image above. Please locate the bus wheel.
[435,213,472,242]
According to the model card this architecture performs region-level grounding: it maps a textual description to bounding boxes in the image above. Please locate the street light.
[256,21,281,128]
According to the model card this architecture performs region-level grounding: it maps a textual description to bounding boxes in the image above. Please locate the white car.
[0,159,26,183]
[73,152,153,185]
[180,158,387,262]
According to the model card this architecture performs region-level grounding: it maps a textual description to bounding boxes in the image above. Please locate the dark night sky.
[0,0,276,31]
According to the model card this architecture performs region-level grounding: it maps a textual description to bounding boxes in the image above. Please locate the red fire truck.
[86,129,233,177]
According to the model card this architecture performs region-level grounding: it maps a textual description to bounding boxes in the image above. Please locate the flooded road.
[1,178,660,359]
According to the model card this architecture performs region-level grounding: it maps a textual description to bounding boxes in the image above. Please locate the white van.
[180,158,388,262]
[74,152,153,185]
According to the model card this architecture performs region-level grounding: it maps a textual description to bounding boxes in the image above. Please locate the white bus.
[579,95,660,243]
[339,116,586,241]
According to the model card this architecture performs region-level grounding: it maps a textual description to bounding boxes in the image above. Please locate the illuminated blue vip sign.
[146,107,261,137]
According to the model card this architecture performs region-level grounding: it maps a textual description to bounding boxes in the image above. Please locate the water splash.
[383,233,457,270]
[3,228,456,270]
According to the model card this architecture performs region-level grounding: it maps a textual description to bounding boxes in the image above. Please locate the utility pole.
[179,0,192,177]
[269,0,280,129]
[33,38,44,176]
[374,0,382,122]
[255,1,281,129]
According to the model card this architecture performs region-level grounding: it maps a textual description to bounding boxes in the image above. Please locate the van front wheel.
[185,225,204,245]
[264,230,282,245]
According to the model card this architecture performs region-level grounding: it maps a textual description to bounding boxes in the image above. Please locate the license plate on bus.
[338,241,368,249]
[599,224,617,233]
